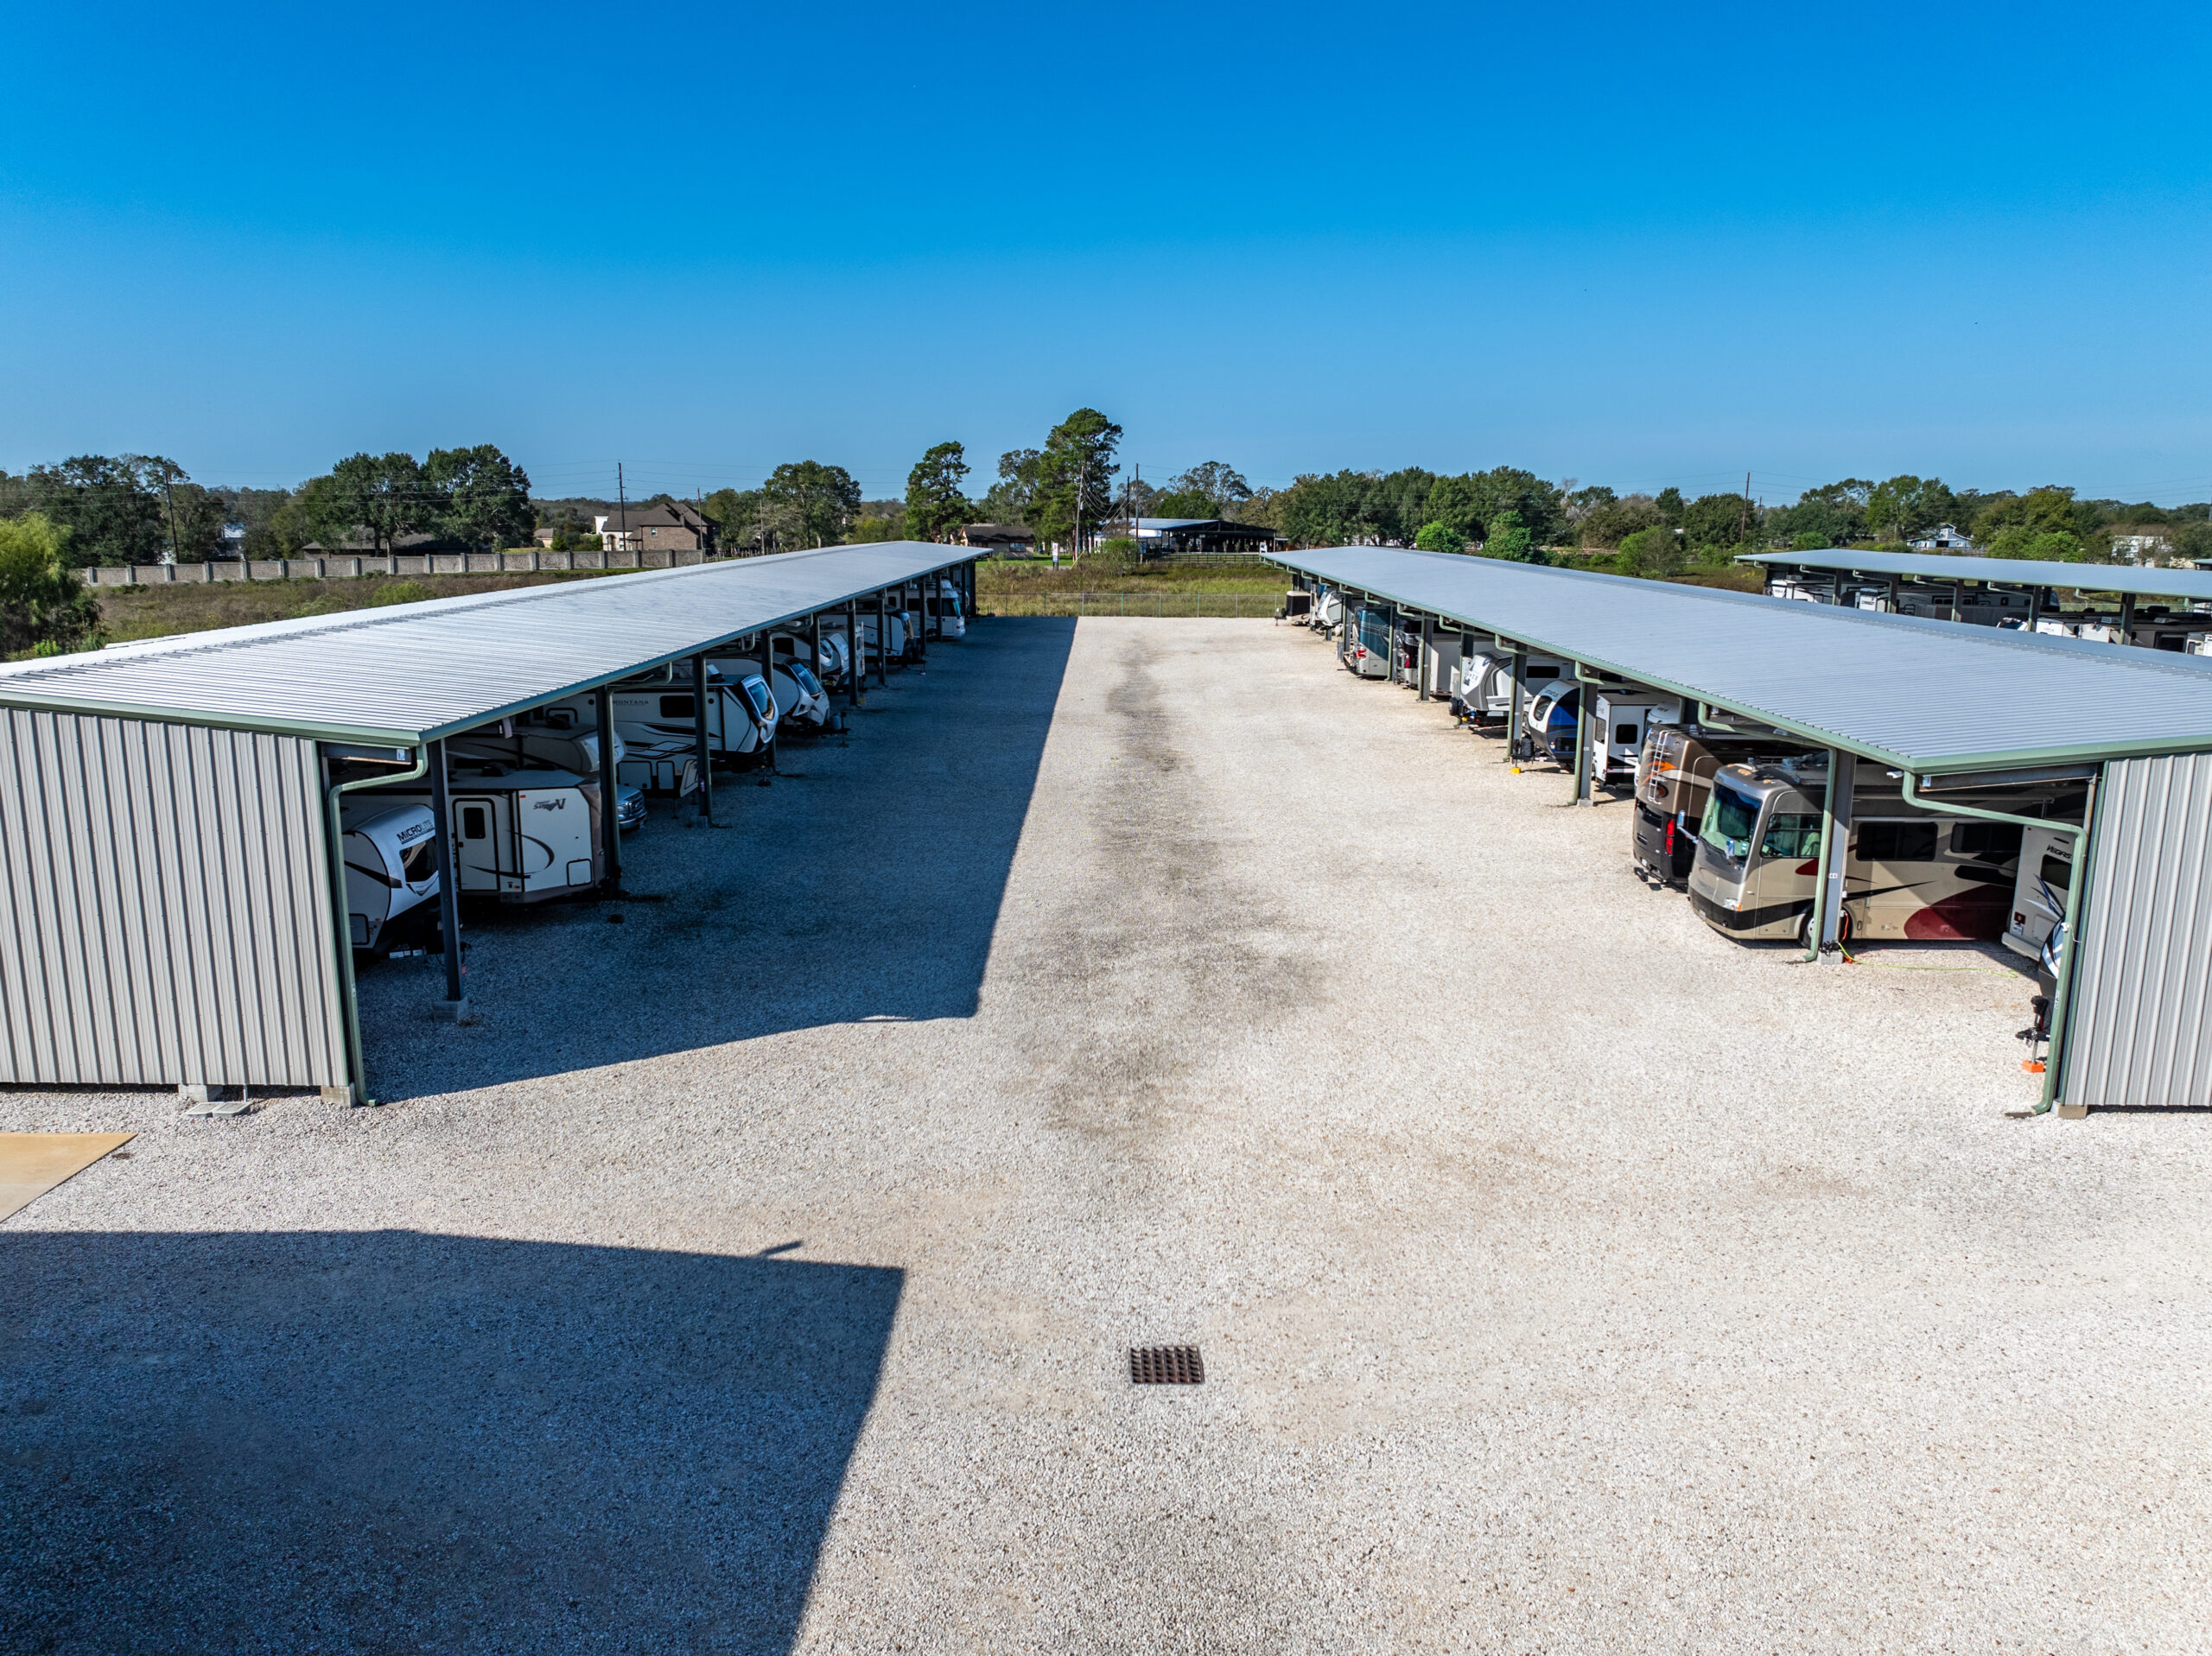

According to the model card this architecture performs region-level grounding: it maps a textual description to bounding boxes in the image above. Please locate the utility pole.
[1075,452,1087,564]
[617,462,627,545]
[1739,471,1751,546]
[159,473,181,565]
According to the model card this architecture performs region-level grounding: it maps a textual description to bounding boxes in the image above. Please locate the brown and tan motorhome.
[1685,759,2022,943]
[1631,726,1796,887]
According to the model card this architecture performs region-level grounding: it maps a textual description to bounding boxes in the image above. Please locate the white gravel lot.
[4,614,2211,1654]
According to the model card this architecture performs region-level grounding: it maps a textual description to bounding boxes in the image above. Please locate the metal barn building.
[0,543,975,1104]
[1276,546,2212,1114]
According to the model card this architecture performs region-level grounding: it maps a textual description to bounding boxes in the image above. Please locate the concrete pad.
[0,1133,133,1222]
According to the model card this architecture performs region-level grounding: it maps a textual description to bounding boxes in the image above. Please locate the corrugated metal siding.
[2063,754,2212,1109]
[0,711,345,1088]
[1276,548,2212,771]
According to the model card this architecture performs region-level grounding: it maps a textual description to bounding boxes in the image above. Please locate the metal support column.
[691,652,713,823]
[914,580,928,661]
[847,600,862,706]
[875,590,889,684]
[1807,751,1854,960]
[428,738,464,1004]
[1419,617,1433,700]
[594,685,622,891]
[2118,592,2137,641]
[1506,645,1528,760]
[1573,683,1591,803]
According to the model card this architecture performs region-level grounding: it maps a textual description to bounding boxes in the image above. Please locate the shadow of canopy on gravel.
[0,1228,902,1656]
[351,618,1077,1101]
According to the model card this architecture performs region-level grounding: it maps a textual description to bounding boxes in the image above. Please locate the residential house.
[1907,523,1976,552]
[592,502,720,555]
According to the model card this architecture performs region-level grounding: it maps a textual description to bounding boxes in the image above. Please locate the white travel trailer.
[349,763,606,904]
[1454,651,1569,725]
[1588,692,1685,788]
[448,725,647,831]
[708,656,830,729]
[537,665,778,784]
[340,804,439,950]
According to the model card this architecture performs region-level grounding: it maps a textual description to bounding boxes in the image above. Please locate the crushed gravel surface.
[4,616,2209,1653]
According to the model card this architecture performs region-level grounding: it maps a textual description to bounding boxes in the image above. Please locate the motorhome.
[1347,606,1394,678]
[349,760,607,904]
[340,803,439,950]
[857,610,912,669]
[2003,822,2077,960]
[1630,725,1793,887]
[922,578,966,640]
[1686,760,2023,943]
[1311,589,1344,637]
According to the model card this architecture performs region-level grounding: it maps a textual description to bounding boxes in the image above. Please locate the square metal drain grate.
[1129,1345,1205,1385]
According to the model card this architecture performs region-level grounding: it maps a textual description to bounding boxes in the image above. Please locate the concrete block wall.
[85,548,712,587]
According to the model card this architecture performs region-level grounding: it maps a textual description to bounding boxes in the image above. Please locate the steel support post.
[1808,751,1854,959]
[914,581,927,661]
[691,652,713,823]
[875,591,889,684]
[1419,617,1433,700]
[2118,592,2136,641]
[1573,686,1591,803]
[847,601,862,706]
[428,737,464,1004]
[1506,646,1527,760]
[595,685,622,891]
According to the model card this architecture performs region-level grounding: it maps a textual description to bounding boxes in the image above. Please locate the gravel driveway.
[4,615,2209,1653]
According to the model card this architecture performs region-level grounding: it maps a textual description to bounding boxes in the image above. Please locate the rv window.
[1950,822,2023,858]
[1701,781,1761,860]
[461,806,487,841]
[1859,821,1939,863]
[1612,723,1639,746]
[659,695,696,719]
[2039,853,2074,889]
[1758,813,1822,860]
[399,840,435,882]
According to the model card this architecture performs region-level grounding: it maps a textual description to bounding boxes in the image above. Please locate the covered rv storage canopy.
[1274,545,2212,1112]
[1745,548,2212,607]
[0,542,972,1101]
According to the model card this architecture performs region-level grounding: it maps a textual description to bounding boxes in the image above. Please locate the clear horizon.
[5,1,2208,505]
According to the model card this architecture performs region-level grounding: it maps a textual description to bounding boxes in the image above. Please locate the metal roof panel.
[1746,548,2212,602]
[1277,548,2212,772]
[0,544,969,744]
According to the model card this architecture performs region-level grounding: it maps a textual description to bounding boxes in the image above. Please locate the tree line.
[0,447,535,567]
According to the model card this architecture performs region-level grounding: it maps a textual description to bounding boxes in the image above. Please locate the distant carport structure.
[1129,518,1279,558]
[1274,545,2212,1116]
[1745,548,2212,650]
[0,542,976,1106]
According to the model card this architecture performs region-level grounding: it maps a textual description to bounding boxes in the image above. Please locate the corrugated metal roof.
[1276,547,2212,773]
[0,543,969,745]
[1746,548,2212,601]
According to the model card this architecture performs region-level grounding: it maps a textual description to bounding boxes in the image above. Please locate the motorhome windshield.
[1701,779,1762,862]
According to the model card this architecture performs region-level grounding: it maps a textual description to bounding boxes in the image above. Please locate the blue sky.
[3,0,2209,505]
